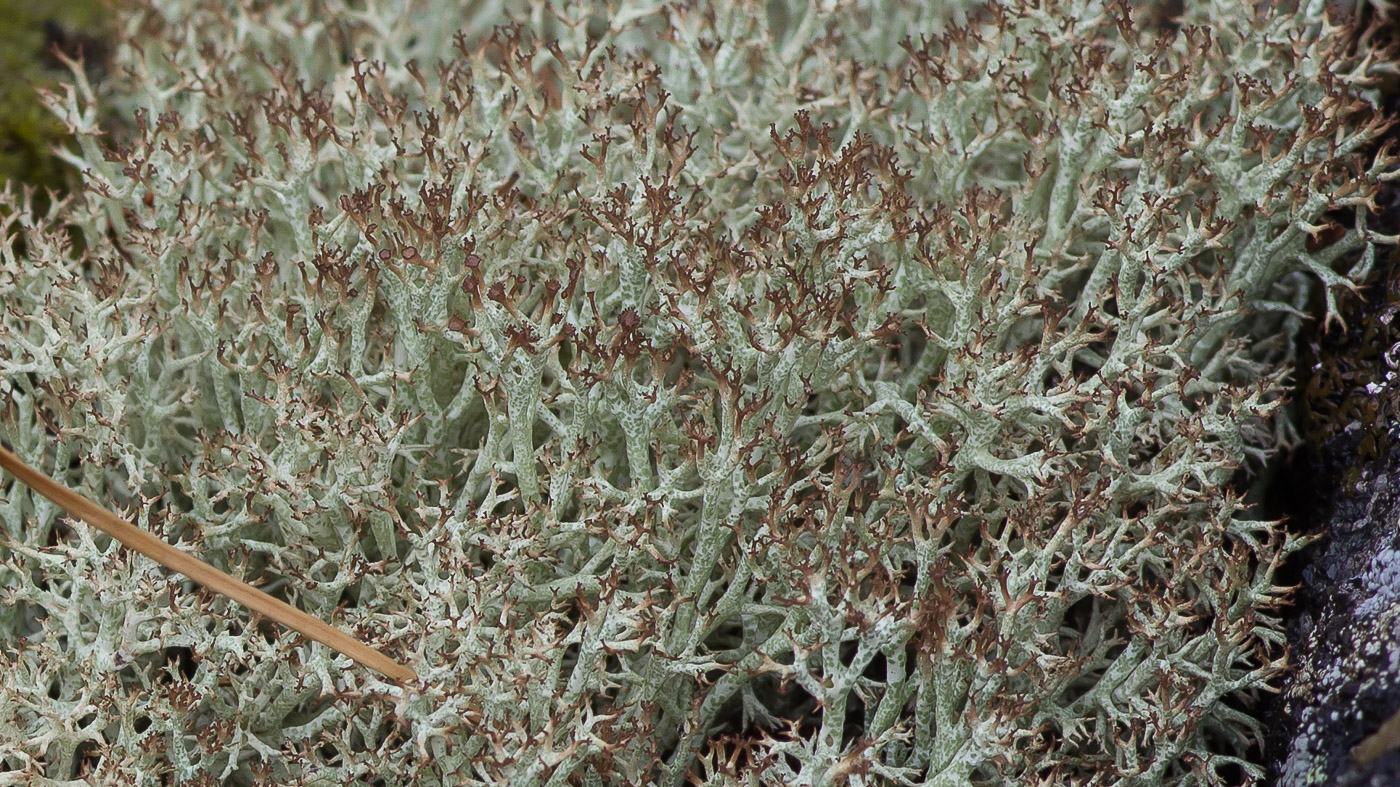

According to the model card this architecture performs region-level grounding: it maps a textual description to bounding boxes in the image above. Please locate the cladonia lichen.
[0,0,1394,784]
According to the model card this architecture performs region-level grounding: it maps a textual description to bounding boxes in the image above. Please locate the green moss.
[0,0,110,194]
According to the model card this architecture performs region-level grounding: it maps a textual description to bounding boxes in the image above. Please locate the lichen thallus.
[0,444,417,684]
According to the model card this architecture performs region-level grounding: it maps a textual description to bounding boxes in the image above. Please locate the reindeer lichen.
[0,0,1393,784]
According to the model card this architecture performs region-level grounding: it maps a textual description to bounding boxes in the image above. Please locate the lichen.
[0,0,1393,784]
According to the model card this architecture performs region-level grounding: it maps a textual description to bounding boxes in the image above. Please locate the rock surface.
[1266,105,1400,783]
[1270,429,1400,786]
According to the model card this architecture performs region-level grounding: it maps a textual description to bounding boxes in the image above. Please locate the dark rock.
[1266,73,1400,779]
[1269,428,1400,786]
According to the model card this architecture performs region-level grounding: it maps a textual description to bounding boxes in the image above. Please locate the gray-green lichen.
[0,0,1393,784]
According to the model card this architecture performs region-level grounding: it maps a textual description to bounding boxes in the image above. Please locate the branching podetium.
[2,0,1392,781]
[0,444,417,684]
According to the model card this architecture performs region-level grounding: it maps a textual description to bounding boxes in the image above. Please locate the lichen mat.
[0,443,417,684]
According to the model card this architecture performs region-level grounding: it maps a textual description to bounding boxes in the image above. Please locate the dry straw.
[0,444,417,684]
